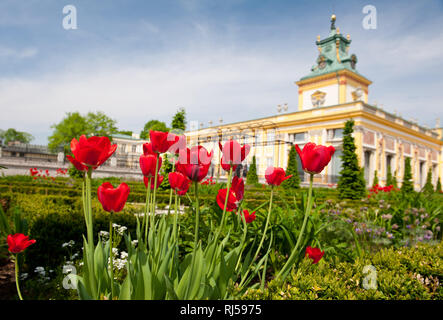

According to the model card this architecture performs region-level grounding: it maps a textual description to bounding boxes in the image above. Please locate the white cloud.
[0,46,38,59]
[0,47,304,144]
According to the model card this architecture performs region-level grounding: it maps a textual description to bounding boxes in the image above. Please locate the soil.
[0,258,17,300]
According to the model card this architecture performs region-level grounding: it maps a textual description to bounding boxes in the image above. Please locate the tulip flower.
[231,176,244,202]
[241,210,256,223]
[142,142,156,156]
[305,246,325,264]
[139,154,162,178]
[69,135,117,170]
[167,134,187,155]
[219,140,250,170]
[144,175,164,190]
[265,167,292,186]
[169,172,191,195]
[67,155,88,172]
[97,182,130,213]
[216,188,238,212]
[7,233,36,300]
[175,146,213,182]
[220,157,237,172]
[295,142,335,174]
[7,233,36,254]
[150,130,181,154]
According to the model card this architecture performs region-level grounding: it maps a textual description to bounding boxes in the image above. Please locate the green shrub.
[238,242,442,300]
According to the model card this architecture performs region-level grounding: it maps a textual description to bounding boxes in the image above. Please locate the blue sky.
[1,0,442,145]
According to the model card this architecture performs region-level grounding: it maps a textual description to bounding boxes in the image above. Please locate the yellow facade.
[186,18,443,190]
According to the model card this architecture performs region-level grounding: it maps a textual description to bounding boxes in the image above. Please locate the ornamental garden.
[0,122,442,300]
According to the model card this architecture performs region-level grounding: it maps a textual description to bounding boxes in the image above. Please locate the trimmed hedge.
[239,242,442,300]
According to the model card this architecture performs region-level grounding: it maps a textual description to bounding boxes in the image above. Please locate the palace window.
[267,130,275,144]
[289,132,307,143]
[327,128,343,140]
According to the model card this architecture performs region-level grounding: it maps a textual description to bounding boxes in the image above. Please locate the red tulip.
[167,134,187,155]
[295,143,335,174]
[143,175,164,190]
[241,210,256,223]
[67,155,88,172]
[176,146,213,182]
[305,246,325,264]
[139,154,162,177]
[7,233,36,254]
[169,172,191,195]
[216,188,238,212]
[69,135,117,170]
[220,157,237,172]
[142,142,156,156]
[97,182,130,213]
[219,140,250,168]
[265,167,292,186]
[231,176,244,202]
[150,130,180,154]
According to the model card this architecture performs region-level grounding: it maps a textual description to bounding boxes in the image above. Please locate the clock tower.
[296,15,372,111]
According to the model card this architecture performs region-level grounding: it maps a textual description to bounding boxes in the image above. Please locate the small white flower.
[99,231,109,238]
[117,226,127,235]
[131,240,138,247]
[112,248,119,256]
[120,251,128,259]
[20,273,28,280]
[112,223,120,229]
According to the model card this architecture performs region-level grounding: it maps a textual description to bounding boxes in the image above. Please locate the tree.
[160,153,174,190]
[436,177,442,193]
[422,169,434,195]
[337,119,367,199]
[246,155,259,185]
[282,145,300,189]
[386,165,394,186]
[171,108,186,131]
[86,111,118,137]
[0,128,34,145]
[140,120,169,140]
[393,170,398,189]
[401,157,414,193]
[118,130,133,136]
[48,111,118,153]
[372,170,379,187]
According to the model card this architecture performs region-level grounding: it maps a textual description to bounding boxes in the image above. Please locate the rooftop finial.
[331,14,336,30]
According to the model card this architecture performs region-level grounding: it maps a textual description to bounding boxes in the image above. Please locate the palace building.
[185,15,443,189]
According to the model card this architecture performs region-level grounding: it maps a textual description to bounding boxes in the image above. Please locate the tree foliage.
[0,128,34,145]
[171,108,186,132]
[48,111,118,153]
[436,177,442,193]
[140,120,169,140]
[372,170,379,187]
[386,165,394,186]
[422,169,434,195]
[401,157,414,193]
[337,119,366,199]
[282,145,300,189]
[246,155,259,185]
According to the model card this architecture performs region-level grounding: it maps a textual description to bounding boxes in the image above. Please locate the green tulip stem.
[14,256,23,300]
[219,166,233,234]
[144,178,152,243]
[173,192,179,242]
[167,161,176,216]
[277,173,314,281]
[109,216,114,299]
[193,182,200,247]
[239,186,274,289]
[151,155,160,230]
[252,186,274,264]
